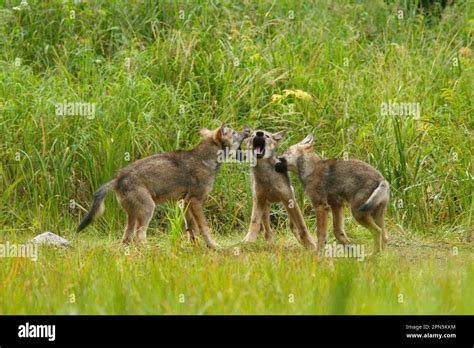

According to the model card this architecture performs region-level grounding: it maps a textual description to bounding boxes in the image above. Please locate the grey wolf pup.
[242,129,317,250]
[275,134,389,254]
[77,125,250,248]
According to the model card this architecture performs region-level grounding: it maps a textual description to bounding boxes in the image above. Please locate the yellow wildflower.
[271,89,313,103]
[283,89,313,100]
[250,53,262,61]
[271,94,285,103]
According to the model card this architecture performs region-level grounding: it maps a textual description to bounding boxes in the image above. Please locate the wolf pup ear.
[213,124,227,145]
[300,133,314,151]
[300,134,314,146]
[199,128,213,139]
[272,130,286,146]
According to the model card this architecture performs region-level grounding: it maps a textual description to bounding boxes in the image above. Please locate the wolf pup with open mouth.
[242,129,317,250]
[275,134,390,254]
[77,125,250,248]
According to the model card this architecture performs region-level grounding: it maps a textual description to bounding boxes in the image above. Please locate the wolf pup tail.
[77,180,115,232]
[359,180,390,212]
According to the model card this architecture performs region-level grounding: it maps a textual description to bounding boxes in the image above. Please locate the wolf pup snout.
[252,132,266,159]
[274,157,288,173]
[235,126,251,162]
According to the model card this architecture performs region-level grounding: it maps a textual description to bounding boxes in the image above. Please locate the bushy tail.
[77,180,115,232]
[359,180,390,212]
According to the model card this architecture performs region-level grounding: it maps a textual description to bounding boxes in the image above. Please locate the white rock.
[30,232,71,247]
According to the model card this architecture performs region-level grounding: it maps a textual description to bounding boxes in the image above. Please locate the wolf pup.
[77,125,250,248]
[275,134,389,254]
[242,129,317,250]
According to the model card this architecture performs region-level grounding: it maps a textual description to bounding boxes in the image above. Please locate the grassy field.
[0,0,473,314]
[0,232,473,315]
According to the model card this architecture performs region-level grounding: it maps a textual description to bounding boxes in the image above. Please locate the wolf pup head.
[244,129,286,161]
[275,134,313,173]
